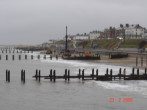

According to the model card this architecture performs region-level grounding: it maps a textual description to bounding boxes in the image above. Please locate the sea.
[0,50,147,110]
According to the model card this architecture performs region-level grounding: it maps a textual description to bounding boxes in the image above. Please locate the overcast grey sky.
[0,0,147,45]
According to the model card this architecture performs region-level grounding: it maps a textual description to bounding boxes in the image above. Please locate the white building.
[125,24,145,39]
[89,31,100,40]
[143,30,147,38]
[68,34,89,41]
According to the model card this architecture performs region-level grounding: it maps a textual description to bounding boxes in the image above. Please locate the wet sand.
[85,54,147,69]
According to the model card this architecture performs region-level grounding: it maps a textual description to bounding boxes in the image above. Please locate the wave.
[94,81,147,96]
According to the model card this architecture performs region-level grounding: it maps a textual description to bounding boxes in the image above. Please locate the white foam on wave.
[41,59,97,67]
[94,81,147,96]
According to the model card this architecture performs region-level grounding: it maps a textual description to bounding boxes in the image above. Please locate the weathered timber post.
[19,55,21,60]
[79,69,81,79]
[132,68,134,75]
[53,70,56,82]
[6,55,8,60]
[35,69,38,80]
[21,70,25,82]
[68,70,70,81]
[12,55,14,60]
[39,70,41,81]
[21,69,23,81]
[65,69,67,81]
[137,68,139,79]
[50,55,52,60]
[119,68,121,80]
[56,55,58,60]
[37,55,40,59]
[106,68,108,79]
[7,70,10,82]
[44,55,46,59]
[96,69,98,80]
[6,70,8,82]
[110,69,112,80]
[145,68,147,75]
[50,69,52,82]
[31,55,33,60]
[123,69,126,79]
[82,69,84,80]
[25,55,27,60]
[92,68,94,80]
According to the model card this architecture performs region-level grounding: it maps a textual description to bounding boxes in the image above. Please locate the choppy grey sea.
[0,51,147,110]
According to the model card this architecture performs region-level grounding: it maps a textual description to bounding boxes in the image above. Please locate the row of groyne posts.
[6,69,26,82]
[4,68,147,83]
[0,49,58,60]
[0,48,33,54]
[136,56,147,67]
[33,68,147,82]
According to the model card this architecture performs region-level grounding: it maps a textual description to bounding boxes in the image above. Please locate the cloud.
[0,0,147,44]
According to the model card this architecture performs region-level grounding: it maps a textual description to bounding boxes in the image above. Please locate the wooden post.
[44,55,46,59]
[132,68,134,75]
[6,70,8,82]
[12,55,14,60]
[39,70,41,81]
[137,68,139,79]
[8,70,10,82]
[96,69,98,80]
[79,69,81,79]
[92,68,94,80]
[38,55,40,59]
[50,55,52,60]
[65,69,67,81]
[35,69,38,80]
[53,70,56,82]
[50,69,52,82]
[145,68,147,75]
[21,69,23,81]
[82,69,84,80]
[110,69,112,80]
[0,55,1,60]
[25,55,27,60]
[19,55,21,60]
[146,55,147,66]
[56,55,58,60]
[123,69,126,80]
[119,68,121,80]
[106,68,108,79]
[31,55,33,60]
[68,70,70,81]
[6,55,8,60]
[23,70,25,82]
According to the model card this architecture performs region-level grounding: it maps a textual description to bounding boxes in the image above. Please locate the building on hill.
[89,31,101,39]
[68,33,89,41]
[143,29,147,38]
[116,24,145,39]
[125,24,145,39]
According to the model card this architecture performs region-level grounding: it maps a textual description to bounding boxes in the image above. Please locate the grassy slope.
[78,39,146,49]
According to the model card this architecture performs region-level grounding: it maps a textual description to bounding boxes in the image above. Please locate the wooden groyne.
[3,68,147,83]
[32,68,147,82]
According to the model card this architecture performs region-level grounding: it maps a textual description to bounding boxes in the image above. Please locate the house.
[125,24,145,39]
[89,31,101,40]
[68,33,89,41]
[143,29,147,38]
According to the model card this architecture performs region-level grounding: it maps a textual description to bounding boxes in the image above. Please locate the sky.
[0,0,147,45]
